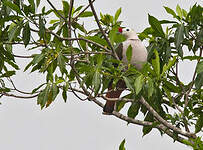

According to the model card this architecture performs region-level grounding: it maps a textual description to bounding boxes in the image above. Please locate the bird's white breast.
[122,39,148,70]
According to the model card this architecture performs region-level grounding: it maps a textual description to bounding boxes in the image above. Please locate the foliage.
[0,0,202,149]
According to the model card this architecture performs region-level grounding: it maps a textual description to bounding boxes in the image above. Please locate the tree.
[0,0,202,149]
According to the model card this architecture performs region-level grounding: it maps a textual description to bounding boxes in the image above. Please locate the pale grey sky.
[0,0,202,150]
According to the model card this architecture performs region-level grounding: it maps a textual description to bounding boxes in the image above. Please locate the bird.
[103,27,148,114]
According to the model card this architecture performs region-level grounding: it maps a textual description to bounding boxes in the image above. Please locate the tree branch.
[2,92,38,99]
[47,0,66,22]
[138,97,196,139]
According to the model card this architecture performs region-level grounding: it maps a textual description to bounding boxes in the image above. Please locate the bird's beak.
[118,27,123,33]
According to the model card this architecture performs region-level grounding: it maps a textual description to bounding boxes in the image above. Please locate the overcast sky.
[0,0,202,150]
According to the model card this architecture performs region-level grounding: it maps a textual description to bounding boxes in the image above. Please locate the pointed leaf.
[148,14,165,38]
[161,56,177,77]
[175,24,184,49]
[142,112,154,136]
[3,1,22,14]
[79,11,93,17]
[23,22,31,47]
[62,85,67,102]
[126,45,132,63]
[147,78,154,98]
[62,0,70,18]
[134,75,144,95]
[114,8,121,22]
[152,50,160,77]
[123,76,134,91]
[195,72,203,89]
[195,114,203,133]
[164,6,177,18]
[196,61,203,74]
[127,102,140,118]
[119,139,126,150]
[36,0,41,7]
[93,69,101,95]
[176,4,183,19]
[0,71,15,77]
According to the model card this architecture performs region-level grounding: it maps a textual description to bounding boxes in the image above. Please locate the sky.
[0,0,202,150]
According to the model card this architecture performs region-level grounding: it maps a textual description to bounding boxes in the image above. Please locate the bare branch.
[2,92,38,99]
[13,54,33,58]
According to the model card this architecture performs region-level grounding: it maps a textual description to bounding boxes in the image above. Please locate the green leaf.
[164,6,177,18]
[3,1,22,14]
[147,78,154,98]
[79,11,93,17]
[8,23,19,42]
[85,36,108,46]
[116,101,126,112]
[72,22,87,33]
[152,50,160,77]
[62,0,70,18]
[32,83,46,94]
[126,45,132,63]
[28,0,35,13]
[196,61,203,74]
[127,101,140,118]
[39,15,45,38]
[176,4,183,19]
[195,72,203,89]
[195,114,203,133]
[174,24,184,50]
[163,80,181,93]
[134,75,144,95]
[37,84,50,109]
[36,0,41,7]
[62,85,68,102]
[0,71,15,77]
[57,53,66,74]
[142,112,154,136]
[161,56,177,77]
[119,139,126,150]
[114,7,121,23]
[74,5,83,14]
[148,14,165,38]
[23,22,31,47]
[123,76,134,91]
[51,84,59,101]
[93,69,101,96]
[32,54,44,65]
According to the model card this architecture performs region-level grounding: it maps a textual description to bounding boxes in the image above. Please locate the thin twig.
[7,78,34,94]
[47,0,67,22]
[13,54,33,58]
[2,92,38,99]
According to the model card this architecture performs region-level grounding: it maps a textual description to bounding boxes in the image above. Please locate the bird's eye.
[126,28,130,31]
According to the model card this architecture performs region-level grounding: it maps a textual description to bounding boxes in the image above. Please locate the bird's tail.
[103,80,126,114]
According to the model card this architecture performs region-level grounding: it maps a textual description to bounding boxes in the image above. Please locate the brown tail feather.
[103,80,126,114]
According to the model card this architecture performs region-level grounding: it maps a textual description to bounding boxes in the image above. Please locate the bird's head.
[118,27,139,40]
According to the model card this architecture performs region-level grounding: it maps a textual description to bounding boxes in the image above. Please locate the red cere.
[118,27,123,33]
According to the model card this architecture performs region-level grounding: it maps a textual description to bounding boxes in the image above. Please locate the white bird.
[103,27,148,114]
